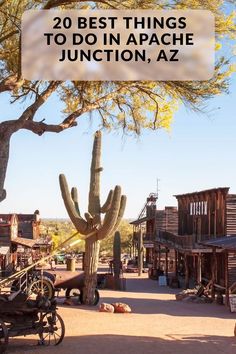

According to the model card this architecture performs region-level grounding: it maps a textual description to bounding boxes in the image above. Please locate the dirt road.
[6,273,236,354]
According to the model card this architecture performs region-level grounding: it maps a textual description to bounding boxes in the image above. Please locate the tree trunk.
[83,234,100,305]
[0,133,11,202]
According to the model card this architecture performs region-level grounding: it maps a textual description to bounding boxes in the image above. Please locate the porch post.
[158,245,161,268]
[211,247,217,300]
[175,250,178,277]
[184,253,189,289]
[197,253,202,284]
[165,247,168,280]
[225,250,229,306]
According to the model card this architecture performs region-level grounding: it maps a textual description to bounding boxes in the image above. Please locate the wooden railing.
[143,233,155,242]
[157,231,212,249]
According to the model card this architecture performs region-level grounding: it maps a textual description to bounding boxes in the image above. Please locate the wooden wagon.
[0,292,65,353]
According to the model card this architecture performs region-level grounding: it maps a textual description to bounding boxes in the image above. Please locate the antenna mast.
[156,178,160,199]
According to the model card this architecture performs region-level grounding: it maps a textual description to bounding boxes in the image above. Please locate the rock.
[99,303,114,313]
[112,302,131,313]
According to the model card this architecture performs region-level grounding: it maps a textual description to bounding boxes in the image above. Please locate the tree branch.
[16,81,60,124]
[22,120,77,135]
[43,0,116,9]
[19,83,136,136]
[0,74,24,93]
[0,29,18,44]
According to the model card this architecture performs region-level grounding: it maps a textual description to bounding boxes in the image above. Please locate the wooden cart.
[0,292,65,353]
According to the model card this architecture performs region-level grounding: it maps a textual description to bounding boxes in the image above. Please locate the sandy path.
[5,273,236,354]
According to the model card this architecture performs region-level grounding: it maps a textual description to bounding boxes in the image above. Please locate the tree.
[100,219,133,255]
[0,0,235,202]
[59,131,126,304]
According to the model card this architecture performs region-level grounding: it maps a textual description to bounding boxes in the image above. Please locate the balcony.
[157,231,212,250]
[143,233,155,242]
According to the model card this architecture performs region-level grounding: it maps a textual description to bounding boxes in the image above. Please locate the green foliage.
[0,0,235,207]
[100,219,133,255]
[0,0,235,136]
[41,219,84,251]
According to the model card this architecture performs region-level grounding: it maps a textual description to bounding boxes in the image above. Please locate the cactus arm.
[84,212,93,222]
[84,212,93,227]
[97,185,121,240]
[71,187,81,216]
[100,190,114,213]
[112,195,127,233]
[89,131,102,216]
[59,174,88,234]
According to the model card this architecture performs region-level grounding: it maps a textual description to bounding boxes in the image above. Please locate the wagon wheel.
[28,279,55,299]
[65,288,81,299]
[39,312,65,346]
[79,289,100,306]
[0,320,8,354]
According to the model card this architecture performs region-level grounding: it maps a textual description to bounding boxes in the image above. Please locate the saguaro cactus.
[113,231,121,290]
[59,131,126,304]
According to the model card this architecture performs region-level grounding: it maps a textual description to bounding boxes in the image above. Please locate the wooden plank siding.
[175,188,229,239]
[156,207,178,235]
[228,252,236,286]
[226,194,236,235]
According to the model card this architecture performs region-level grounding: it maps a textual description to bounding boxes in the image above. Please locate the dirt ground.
[6,273,236,354]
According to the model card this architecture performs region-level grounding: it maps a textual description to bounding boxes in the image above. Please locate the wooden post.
[138,230,143,276]
[225,250,229,306]
[158,245,161,268]
[211,247,217,300]
[165,247,169,281]
[184,254,189,289]
[197,253,202,284]
[193,255,196,281]
[175,250,178,276]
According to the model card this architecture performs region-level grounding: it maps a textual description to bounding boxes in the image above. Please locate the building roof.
[200,236,236,250]
[130,216,154,225]
[0,214,17,226]
[17,212,40,222]
[174,187,230,199]
[11,237,36,248]
[34,237,52,246]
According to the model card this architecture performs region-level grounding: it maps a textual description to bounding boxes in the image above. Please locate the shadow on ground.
[64,296,235,319]
[7,333,236,354]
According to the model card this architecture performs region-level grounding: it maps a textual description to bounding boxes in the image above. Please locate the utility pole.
[156,178,160,199]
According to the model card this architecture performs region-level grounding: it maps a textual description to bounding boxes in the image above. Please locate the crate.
[229,295,236,312]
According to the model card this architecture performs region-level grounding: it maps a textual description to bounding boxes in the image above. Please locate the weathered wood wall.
[156,207,178,234]
[228,252,236,286]
[226,195,236,235]
[176,188,230,238]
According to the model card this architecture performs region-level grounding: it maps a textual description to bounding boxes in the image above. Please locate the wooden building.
[0,214,18,274]
[130,193,158,267]
[200,235,236,304]
[0,214,18,245]
[17,210,41,239]
[0,211,42,272]
[153,207,178,277]
[0,246,11,276]
[130,194,178,276]
[157,187,236,299]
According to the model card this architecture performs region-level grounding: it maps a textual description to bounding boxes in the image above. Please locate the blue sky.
[0,73,236,220]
